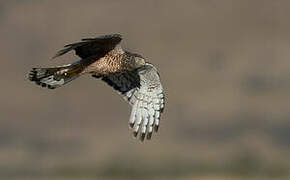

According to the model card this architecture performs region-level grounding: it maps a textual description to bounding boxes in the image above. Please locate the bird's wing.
[53,34,123,59]
[92,64,165,141]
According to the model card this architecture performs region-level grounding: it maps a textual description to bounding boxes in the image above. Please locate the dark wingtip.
[140,133,145,142]
[47,85,55,89]
[51,55,58,59]
[52,49,69,59]
[133,131,138,138]
[129,123,134,128]
[147,132,152,140]
[154,125,159,132]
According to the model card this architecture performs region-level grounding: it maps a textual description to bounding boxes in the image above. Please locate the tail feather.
[28,64,82,89]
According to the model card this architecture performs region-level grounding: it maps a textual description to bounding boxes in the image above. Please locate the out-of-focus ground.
[1,0,290,179]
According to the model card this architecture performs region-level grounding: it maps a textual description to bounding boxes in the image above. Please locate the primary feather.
[28,34,165,142]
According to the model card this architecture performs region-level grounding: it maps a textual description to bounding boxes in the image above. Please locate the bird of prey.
[28,34,165,141]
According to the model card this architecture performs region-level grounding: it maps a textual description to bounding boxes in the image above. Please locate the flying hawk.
[28,34,165,141]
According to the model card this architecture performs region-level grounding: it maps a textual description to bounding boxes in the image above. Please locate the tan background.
[1,0,290,179]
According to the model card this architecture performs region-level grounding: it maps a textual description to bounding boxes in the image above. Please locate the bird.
[28,34,165,141]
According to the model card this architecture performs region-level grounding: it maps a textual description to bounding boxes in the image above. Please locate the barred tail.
[28,63,83,89]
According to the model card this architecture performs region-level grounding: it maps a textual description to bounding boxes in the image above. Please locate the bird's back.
[80,50,136,75]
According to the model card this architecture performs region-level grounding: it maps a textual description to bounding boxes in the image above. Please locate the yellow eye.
[135,57,145,65]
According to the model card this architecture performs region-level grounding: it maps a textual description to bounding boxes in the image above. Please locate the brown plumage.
[28,34,165,142]
[81,49,137,74]
[29,34,145,88]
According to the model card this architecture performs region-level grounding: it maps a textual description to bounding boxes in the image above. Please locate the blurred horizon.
[1,1,290,180]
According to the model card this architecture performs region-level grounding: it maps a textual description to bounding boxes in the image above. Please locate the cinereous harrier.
[28,34,165,141]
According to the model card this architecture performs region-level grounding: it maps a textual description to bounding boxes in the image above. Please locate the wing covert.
[53,34,122,59]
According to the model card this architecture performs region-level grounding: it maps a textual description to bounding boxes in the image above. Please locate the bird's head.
[134,56,146,68]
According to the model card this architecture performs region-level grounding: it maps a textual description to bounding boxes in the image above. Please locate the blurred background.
[1,0,290,179]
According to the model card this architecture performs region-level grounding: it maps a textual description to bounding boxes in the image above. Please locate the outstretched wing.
[53,34,123,59]
[92,64,165,141]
